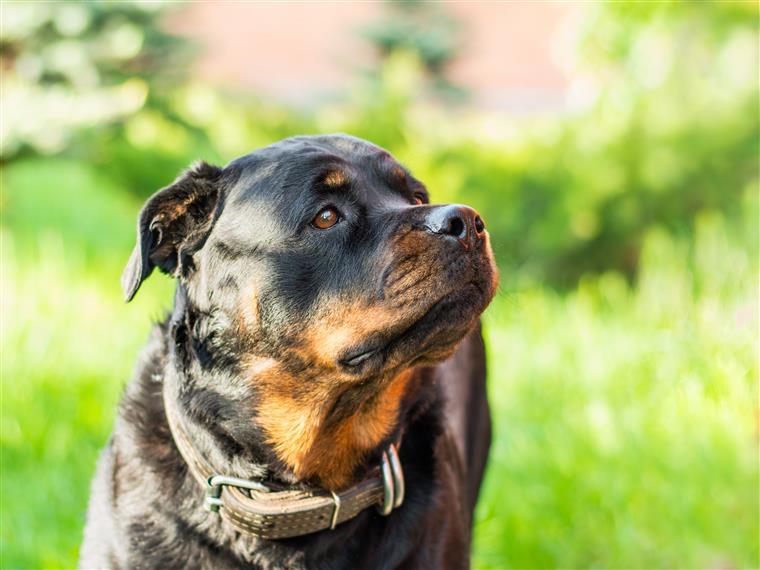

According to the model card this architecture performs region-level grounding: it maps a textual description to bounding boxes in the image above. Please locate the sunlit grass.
[1,235,174,568]
[474,217,758,569]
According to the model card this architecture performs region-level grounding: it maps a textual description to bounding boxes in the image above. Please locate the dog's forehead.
[214,135,399,239]
[222,135,405,212]
[228,135,387,179]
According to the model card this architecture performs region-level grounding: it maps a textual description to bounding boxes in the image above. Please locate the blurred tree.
[0,1,193,160]
[552,0,760,282]
[359,0,466,102]
[411,0,759,286]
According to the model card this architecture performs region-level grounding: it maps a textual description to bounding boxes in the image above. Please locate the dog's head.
[124,135,498,489]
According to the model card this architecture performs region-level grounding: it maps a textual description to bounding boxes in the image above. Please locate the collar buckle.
[377,444,405,516]
[206,474,270,512]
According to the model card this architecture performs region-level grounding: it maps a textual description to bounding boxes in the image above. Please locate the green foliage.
[1,245,173,568]
[360,1,462,78]
[474,215,758,569]
[0,157,171,568]
[417,92,759,287]
[3,158,137,258]
[1,1,191,157]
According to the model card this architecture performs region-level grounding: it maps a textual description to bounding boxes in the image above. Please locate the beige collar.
[162,378,405,539]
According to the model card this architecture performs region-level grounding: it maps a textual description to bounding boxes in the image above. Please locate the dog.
[80,134,498,569]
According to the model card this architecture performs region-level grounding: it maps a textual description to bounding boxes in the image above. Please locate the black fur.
[81,135,497,569]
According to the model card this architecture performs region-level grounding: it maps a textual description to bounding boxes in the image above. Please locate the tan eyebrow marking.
[323,169,349,188]
[390,165,407,181]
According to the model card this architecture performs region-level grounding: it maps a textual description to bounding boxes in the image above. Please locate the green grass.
[1,243,174,568]
[2,159,758,568]
[474,220,758,569]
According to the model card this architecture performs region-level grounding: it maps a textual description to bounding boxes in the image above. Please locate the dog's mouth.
[341,348,381,367]
[339,280,487,374]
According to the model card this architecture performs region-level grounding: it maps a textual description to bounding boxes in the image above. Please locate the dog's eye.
[413,193,426,205]
[312,206,341,229]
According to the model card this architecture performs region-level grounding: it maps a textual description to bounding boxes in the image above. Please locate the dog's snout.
[423,204,486,248]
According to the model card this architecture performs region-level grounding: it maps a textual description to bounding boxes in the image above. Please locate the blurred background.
[1,1,758,568]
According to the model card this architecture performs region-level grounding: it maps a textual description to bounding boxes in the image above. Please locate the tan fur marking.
[255,383,326,477]
[239,280,260,326]
[299,369,412,488]
[305,303,400,369]
[159,191,199,224]
[255,367,414,490]
[390,165,406,181]
[323,169,349,187]
[246,297,419,490]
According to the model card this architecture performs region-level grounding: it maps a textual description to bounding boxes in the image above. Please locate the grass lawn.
[2,159,757,568]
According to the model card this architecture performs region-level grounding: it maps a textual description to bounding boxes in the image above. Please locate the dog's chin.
[339,278,494,377]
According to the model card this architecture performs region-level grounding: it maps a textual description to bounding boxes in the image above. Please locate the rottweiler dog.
[80,134,498,569]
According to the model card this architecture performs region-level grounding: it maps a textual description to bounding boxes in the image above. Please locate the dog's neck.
[113,305,444,565]
[164,284,437,491]
[165,285,280,483]
[145,286,445,563]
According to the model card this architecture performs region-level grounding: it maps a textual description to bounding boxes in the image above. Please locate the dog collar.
[162,377,405,539]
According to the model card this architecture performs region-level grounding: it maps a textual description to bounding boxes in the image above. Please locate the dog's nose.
[423,204,486,248]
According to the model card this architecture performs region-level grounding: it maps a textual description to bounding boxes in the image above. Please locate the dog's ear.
[121,161,223,302]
